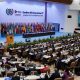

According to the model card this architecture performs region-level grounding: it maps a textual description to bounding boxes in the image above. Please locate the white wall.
[0,1,45,23]
[0,0,78,33]
[47,3,68,32]
[47,2,79,33]
[64,0,80,33]
[69,0,80,10]
[64,10,78,33]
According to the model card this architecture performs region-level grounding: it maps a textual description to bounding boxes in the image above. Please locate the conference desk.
[43,55,51,59]
[24,75,40,80]
[23,31,55,38]
[0,78,4,80]
[8,60,25,64]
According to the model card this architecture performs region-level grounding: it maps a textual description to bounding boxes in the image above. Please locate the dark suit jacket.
[49,70,60,80]
[11,76,20,80]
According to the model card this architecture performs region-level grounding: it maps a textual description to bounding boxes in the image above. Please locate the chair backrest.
[68,77,74,80]
[30,71,38,75]
[54,78,62,80]
[0,74,3,77]
[70,62,76,68]
[6,71,14,77]
[17,71,24,76]
[4,64,10,69]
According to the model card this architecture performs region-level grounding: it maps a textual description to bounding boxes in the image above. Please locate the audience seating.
[68,60,78,73]
[0,34,80,80]
[6,71,14,77]
[17,71,24,76]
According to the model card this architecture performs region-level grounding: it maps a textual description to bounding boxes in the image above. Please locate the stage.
[0,32,70,44]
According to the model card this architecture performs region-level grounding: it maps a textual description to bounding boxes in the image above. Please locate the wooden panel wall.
[36,0,73,4]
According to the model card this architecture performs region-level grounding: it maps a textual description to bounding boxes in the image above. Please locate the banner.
[0,1,45,23]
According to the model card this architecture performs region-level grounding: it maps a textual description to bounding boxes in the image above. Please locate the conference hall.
[0,0,80,80]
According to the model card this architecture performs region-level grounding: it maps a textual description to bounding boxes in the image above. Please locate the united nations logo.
[6,9,14,15]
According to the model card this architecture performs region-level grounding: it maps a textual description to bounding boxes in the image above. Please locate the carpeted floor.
[0,32,70,44]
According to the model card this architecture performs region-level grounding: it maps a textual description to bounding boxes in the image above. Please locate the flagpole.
[45,2,47,28]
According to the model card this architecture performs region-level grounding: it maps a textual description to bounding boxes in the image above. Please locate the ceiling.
[2,0,73,4]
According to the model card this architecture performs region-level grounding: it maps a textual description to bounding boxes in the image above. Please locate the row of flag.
[0,23,54,36]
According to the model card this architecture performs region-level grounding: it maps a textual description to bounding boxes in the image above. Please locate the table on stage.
[23,31,55,38]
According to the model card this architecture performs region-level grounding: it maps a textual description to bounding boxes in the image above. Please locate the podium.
[6,34,14,45]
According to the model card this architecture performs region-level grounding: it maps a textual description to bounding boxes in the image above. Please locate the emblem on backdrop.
[6,8,44,16]
[6,8,14,15]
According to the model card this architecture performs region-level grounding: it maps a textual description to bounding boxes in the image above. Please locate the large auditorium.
[0,0,80,80]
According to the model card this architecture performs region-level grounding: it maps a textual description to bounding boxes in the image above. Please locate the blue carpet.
[0,32,70,43]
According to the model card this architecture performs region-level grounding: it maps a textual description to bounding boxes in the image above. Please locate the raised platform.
[74,28,80,34]
[23,31,55,38]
